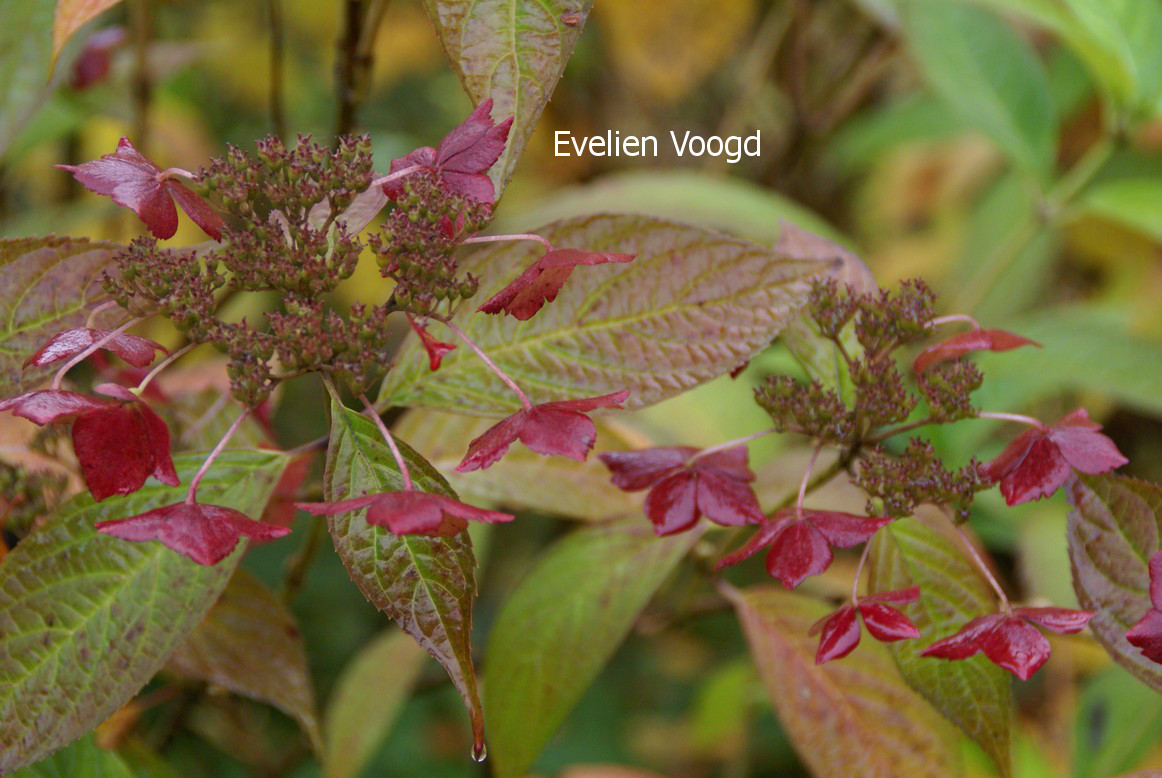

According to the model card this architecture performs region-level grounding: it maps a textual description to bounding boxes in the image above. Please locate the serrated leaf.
[166,568,321,752]
[422,0,591,195]
[485,520,698,778]
[323,394,484,753]
[868,517,1013,777]
[1067,473,1162,692]
[10,733,133,778]
[0,448,289,772]
[378,214,827,415]
[726,586,962,778]
[0,236,118,395]
[900,1,1055,178]
[52,0,122,62]
[324,629,428,778]
[393,407,646,520]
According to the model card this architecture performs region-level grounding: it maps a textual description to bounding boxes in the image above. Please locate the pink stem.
[461,233,553,251]
[186,407,250,505]
[796,445,823,517]
[852,539,874,606]
[159,167,197,181]
[926,314,980,330]
[136,342,197,394]
[439,318,533,411]
[52,317,142,391]
[360,394,412,491]
[371,165,422,189]
[688,428,777,465]
[954,524,1012,614]
[978,411,1044,429]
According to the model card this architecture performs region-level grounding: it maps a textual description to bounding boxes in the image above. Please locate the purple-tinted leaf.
[477,248,635,321]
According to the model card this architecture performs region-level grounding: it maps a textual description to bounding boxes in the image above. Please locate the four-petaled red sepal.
[24,327,168,369]
[96,502,290,566]
[914,328,1039,374]
[599,445,764,536]
[477,248,636,321]
[982,409,1127,506]
[407,315,455,371]
[296,490,513,536]
[920,606,1093,680]
[809,587,922,664]
[456,389,630,472]
[1126,550,1162,665]
[384,99,513,204]
[716,508,893,589]
[56,137,224,240]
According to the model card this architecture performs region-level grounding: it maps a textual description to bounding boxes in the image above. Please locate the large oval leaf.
[868,516,1013,777]
[726,586,962,778]
[422,0,592,194]
[484,520,698,778]
[378,213,827,415]
[0,236,118,394]
[1068,473,1162,692]
[0,448,289,772]
[323,394,484,754]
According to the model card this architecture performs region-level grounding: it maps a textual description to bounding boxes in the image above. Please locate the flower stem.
[136,343,197,395]
[926,314,979,330]
[52,318,142,391]
[360,393,412,490]
[439,318,533,410]
[796,444,823,516]
[954,523,1012,614]
[978,411,1044,428]
[852,539,874,606]
[688,428,777,464]
[187,407,250,504]
[461,233,553,251]
[865,416,936,445]
[85,301,119,328]
[371,165,422,189]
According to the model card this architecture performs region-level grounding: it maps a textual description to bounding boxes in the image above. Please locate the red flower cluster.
[810,587,922,664]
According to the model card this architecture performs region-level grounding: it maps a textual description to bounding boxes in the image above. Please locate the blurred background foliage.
[4,0,1162,776]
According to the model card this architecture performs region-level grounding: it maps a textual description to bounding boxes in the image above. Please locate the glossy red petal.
[714,517,791,569]
[766,520,833,589]
[980,616,1053,680]
[520,407,597,462]
[599,446,694,491]
[980,427,1040,483]
[1049,424,1128,475]
[861,585,922,605]
[692,445,755,482]
[806,511,893,548]
[1150,551,1162,610]
[814,606,862,664]
[1126,608,1162,664]
[436,99,512,175]
[24,327,167,369]
[138,400,179,487]
[920,614,1005,660]
[0,390,109,425]
[998,436,1073,505]
[367,492,513,536]
[294,494,381,515]
[96,502,290,565]
[1014,607,1094,634]
[643,471,699,536]
[694,470,764,527]
[477,249,635,320]
[540,389,630,414]
[859,602,921,642]
[166,178,225,240]
[914,328,1039,374]
[407,315,455,371]
[71,404,155,500]
[456,413,525,472]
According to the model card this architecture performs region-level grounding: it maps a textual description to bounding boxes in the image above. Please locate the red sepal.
[914,328,1039,374]
[0,389,110,425]
[296,490,513,536]
[407,315,455,371]
[1127,551,1162,664]
[813,606,861,664]
[24,327,167,369]
[96,502,289,565]
[477,248,635,321]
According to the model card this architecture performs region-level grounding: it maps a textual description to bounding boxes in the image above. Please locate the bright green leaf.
[10,733,133,778]
[1083,178,1162,243]
[1074,664,1162,778]
[485,520,698,778]
[0,448,290,772]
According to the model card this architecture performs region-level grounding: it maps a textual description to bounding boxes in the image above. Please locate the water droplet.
[471,743,488,763]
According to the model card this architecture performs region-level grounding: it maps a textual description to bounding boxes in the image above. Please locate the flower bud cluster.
[755,375,856,444]
[918,360,983,422]
[856,440,988,521]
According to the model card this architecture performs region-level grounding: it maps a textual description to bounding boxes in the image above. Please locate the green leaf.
[485,520,698,778]
[421,0,592,196]
[1067,473,1162,692]
[0,236,118,394]
[0,0,54,162]
[1073,665,1162,778]
[10,733,133,778]
[900,1,1055,178]
[868,517,1013,777]
[166,568,322,752]
[0,448,290,772]
[323,394,484,754]
[324,629,428,778]
[1082,178,1162,243]
[726,586,963,778]
[167,388,271,452]
[378,213,828,415]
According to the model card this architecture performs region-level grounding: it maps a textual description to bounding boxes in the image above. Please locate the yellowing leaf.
[52,0,122,62]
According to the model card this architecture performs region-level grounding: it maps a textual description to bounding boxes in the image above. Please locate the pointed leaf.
[379,214,828,414]
[166,568,321,752]
[0,237,118,394]
[421,0,592,195]
[1067,473,1162,692]
[0,448,289,772]
[52,0,123,62]
[868,517,1013,777]
[323,395,484,754]
[10,733,133,778]
[324,630,428,778]
[485,520,699,778]
[727,586,962,778]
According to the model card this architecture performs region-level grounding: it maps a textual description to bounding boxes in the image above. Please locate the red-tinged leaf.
[1014,606,1094,634]
[379,215,828,415]
[814,606,862,664]
[599,446,693,491]
[23,327,166,369]
[297,490,512,537]
[0,237,119,394]
[52,0,122,61]
[322,394,486,757]
[869,517,1013,776]
[407,315,455,371]
[1068,474,1162,691]
[0,389,108,425]
[477,248,635,321]
[727,586,962,778]
[913,329,1039,374]
[859,602,922,643]
[166,569,322,752]
[71,396,178,501]
[0,449,289,772]
[95,501,289,565]
[485,521,700,778]
[767,521,833,589]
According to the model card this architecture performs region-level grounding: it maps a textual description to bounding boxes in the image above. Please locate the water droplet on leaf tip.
[471,743,488,763]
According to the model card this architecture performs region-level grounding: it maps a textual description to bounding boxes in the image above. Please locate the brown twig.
[267,0,287,138]
[335,0,389,137]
